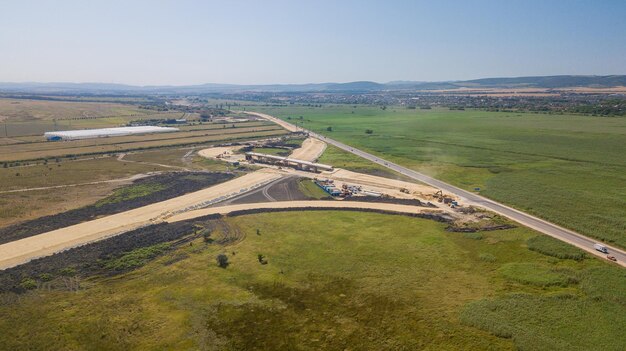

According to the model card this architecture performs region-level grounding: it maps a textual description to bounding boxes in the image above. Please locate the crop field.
[0,211,623,350]
[0,98,144,122]
[253,105,626,248]
[0,123,287,162]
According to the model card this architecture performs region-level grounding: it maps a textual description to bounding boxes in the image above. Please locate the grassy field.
[0,211,623,350]
[0,156,169,192]
[0,183,121,227]
[0,156,171,226]
[253,105,626,248]
[319,144,413,181]
[0,98,143,122]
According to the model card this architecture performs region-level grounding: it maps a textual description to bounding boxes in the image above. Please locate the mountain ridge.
[0,75,624,94]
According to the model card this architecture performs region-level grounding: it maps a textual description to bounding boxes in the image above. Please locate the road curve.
[248,111,626,267]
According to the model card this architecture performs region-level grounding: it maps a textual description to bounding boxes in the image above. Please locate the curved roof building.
[44,126,179,141]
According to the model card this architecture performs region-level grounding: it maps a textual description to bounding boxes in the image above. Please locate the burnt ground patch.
[0,214,223,293]
[0,171,234,245]
[222,176,314,206]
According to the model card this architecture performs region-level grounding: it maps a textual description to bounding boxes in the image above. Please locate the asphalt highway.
[249,112,625,267]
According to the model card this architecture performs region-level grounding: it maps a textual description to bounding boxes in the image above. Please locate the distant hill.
[459,75,626,89]
[0,75,624,94]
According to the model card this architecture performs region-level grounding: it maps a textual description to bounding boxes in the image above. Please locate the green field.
[0,211,624,350]
[253,105,626,248]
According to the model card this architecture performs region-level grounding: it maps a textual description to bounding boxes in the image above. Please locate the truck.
[594,243,608,254]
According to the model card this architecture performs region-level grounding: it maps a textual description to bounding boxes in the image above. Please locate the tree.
[326,126,333,132]
[202,229,212,243]
[216,254,229,268]
[365,129,374,134]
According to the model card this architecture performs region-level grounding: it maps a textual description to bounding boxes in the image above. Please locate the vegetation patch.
[460,294,625,351]
[0,211,624,350]
[463,232,483,240]
[102,243,170,272]
[95,183,166,207]
[527,235,587,261]
[498,262,577,287]
[580,266,626,305]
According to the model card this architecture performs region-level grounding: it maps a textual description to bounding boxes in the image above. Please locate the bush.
[103,243,170,272]
[527,236,586,261]
[365,129,374,134]
[216,254,229,268]
[19,278,37,290]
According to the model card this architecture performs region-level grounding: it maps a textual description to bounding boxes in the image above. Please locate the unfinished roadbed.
[0,200,441,270]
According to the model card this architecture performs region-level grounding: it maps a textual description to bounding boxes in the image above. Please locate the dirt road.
[168,200,439,222]
[289,137,326,162]
[0,169,282,269]
[244,111,299,132]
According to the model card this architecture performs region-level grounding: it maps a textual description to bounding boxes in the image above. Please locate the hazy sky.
[1,0,625,85]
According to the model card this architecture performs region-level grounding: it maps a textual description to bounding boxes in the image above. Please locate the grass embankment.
[254,105,626,248]
[0,211,623,350]
[296,179,329,199]
[251,147,290,156]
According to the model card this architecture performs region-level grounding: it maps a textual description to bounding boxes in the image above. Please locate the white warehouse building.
[44,126,180,141]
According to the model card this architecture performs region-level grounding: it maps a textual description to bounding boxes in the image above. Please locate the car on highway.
[607,255,617,262]
[594,243,609,253]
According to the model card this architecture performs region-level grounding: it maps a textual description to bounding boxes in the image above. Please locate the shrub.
[39,273,53,282]
[19,278,37,290]
[103,243,170,272]
[216,254,229,268]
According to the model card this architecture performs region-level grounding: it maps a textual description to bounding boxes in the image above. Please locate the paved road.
[251,112,626,267]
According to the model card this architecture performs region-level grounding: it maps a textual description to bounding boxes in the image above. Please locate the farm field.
[254,105,626,248]
[0,211,623,350]
[0,126,287,162]
[0,98,144,122]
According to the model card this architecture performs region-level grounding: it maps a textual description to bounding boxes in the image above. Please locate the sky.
[1,0,625,85]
